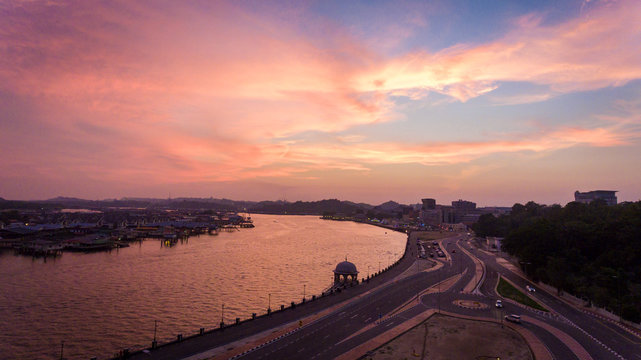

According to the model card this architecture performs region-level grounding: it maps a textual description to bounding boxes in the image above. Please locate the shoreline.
[121,222,414,360]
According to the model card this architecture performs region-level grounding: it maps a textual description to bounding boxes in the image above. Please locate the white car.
[526,285,536,292]
[495,300,503,308]
[505,314,521,323]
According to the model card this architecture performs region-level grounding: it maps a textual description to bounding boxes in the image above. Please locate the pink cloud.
[277,126,634,168]
[1,0,640,200]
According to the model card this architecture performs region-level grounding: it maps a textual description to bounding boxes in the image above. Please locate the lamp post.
[378,261,381,273]
[520,261,531,277]
[303,284,306,300]
[612,275,622,322]
[368,265,370,278]
[268,293,271,312]
[437,267,441,313]
[416,255,420,302]
[221,303,225,325]
[153,320,157,343]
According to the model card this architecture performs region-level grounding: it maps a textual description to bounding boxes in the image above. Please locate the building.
[452,199,476,211]
[421,209,442,227]
[421,198,436,210]
[574,190,618,206]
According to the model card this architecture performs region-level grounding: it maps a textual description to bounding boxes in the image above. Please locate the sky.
[1,0,641,206]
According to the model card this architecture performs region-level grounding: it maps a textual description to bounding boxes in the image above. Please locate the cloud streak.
[356,0,641,101]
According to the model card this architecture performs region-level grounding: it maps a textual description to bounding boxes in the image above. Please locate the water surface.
[0,214,406,359]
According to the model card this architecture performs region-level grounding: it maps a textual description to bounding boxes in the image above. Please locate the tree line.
[472,200,641,323]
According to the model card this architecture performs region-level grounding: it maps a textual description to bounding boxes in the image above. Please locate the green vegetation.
[473,200,641,323]
[497,278,547,312]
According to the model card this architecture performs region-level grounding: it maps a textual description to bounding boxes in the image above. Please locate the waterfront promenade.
[124,228,417,360]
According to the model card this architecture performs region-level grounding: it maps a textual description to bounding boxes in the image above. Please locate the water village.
[0,207,254,257]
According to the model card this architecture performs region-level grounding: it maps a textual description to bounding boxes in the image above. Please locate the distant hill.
[248,199,367,215]
[1,196,379,215]
[374,200,403,212]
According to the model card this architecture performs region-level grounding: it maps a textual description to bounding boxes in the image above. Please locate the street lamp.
[368,265,371,278]
[437,268,441,313]
[416,255,420,302]
[303,284,306,300]
[520,261,531,277]
[221,303,225,325]
[268,293,271,312]
[612,275,622,322]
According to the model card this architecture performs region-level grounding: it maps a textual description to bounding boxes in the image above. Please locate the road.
[128,232,641,360]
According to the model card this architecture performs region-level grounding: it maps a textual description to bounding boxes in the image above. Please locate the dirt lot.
[366,314,532,360]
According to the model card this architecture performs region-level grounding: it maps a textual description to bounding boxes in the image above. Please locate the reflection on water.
[0,214,406,359]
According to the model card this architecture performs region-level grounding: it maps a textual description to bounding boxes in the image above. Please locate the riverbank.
[122,225,417,360]
[0,215,407,360]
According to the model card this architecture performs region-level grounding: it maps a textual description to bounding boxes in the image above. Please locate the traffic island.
[453,299,489,310]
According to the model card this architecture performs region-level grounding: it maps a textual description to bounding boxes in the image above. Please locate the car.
[526,285,536,292]
[505,314,521,323]
[495,300,503,308]
[452,249,456,253]
[432,241,437,245]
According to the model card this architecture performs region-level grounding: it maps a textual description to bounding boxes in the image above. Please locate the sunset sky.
[2,0,641,206]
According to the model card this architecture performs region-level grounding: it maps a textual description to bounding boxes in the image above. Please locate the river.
[0,214,407,359]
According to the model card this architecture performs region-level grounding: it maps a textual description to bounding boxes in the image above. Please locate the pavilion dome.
[333,261,358,275]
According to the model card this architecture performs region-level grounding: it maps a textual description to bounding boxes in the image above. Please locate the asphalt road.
[127,232,641,360]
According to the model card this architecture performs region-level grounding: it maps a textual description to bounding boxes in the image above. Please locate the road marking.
[350,314,359,319]
[364,317,372,323]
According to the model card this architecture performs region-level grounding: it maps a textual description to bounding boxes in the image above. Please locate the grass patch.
[414,231,458,241]
[497,277,548,312]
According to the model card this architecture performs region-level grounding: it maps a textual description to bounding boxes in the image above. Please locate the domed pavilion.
[333,259,358,285]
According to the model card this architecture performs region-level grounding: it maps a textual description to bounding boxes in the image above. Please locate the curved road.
[128,233,641,360]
